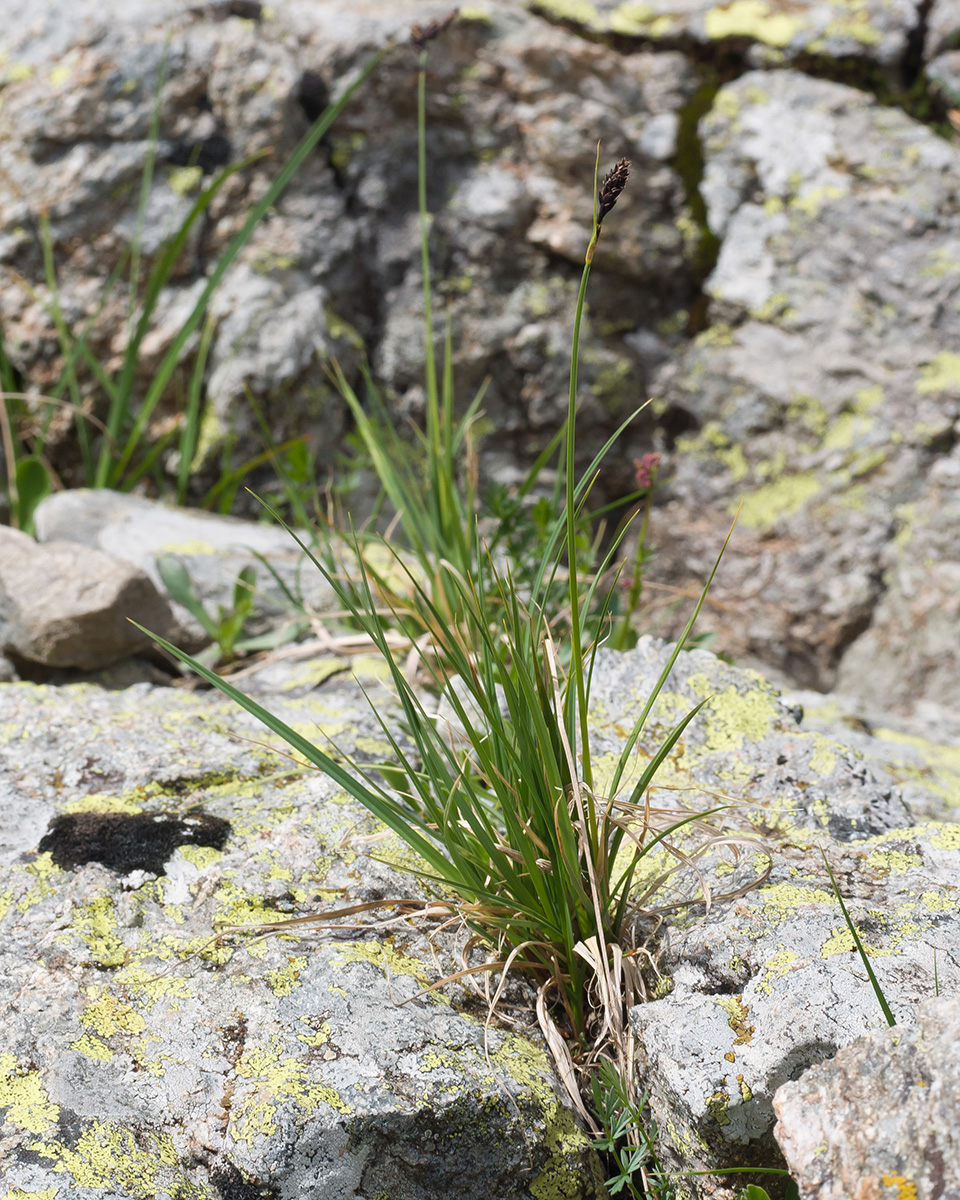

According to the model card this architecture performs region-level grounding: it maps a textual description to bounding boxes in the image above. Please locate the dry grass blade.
[537,983,597,1129]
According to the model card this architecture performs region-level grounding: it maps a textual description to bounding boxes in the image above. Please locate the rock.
[573,641,957,1197]
[588,638,914,841]
[781,687,960,823]
[926,49,960,105]
[648,70,960,710]
[629,824,960,1197]
[926,0,960,59]
[0,526,178,670]
[531,0,923,75]
[34,489,335,642]
[774,993,960,1198]
[0,670,606,1200]
[0,624,953,1197]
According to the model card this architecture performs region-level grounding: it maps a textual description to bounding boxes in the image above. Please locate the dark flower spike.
[597,158,631,225]
[410,8,459,50]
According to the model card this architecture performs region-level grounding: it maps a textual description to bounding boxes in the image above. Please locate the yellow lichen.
[755,948,801,995]
[0,1055,60,1133]
[26,1123,190,1195]
[735,473,822,530]
[883,1172,918,1200]
[916,352,960,395]
[65,897,127,968]
[686,677,780,751]
[265,956,307,997]
[759,882,836,920]
[230,1038,351,1147]
[71,1034,114,1062]
[791,184,846,218]
[704,0,804,45]
[61,792,143,814]
[80,991,146,1037]
[715,996,755,1044]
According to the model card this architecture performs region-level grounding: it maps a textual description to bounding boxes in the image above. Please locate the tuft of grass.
[137,12,740,1189]
[142,83,733,1092]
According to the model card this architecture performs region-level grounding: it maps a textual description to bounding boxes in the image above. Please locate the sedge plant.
[142,135,734,1084]
[322,20,650,672]
[140,11,741,1174]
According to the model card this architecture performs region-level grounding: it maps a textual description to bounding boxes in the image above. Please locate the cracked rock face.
[650,70,960,707]
[0,0,695,507]
[5,0,960,717]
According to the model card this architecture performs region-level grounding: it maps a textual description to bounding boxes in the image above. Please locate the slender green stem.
[566,247,596,793]
[418,51,439,446]
[612,487,654,650]
[820,845,896,1027]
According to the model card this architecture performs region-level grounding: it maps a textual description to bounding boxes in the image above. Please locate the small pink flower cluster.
[632,452,661,492]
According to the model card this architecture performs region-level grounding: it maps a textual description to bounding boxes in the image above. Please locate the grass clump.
[107,11,776,1196]
[141,18,745,1190]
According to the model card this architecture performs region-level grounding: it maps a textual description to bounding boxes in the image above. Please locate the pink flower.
[632,452,661,491]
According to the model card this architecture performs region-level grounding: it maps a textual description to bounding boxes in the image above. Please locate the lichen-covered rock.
[589,639,912,841]
[648,70,960,710]
[584,642,959,1197]
[774,993,960,1199]
[529,0,924,75]
[34,489,335,643]
[0,672,606,1199]
[781,686,960,823]
[629,825,960,1197]
[0,526,179,670]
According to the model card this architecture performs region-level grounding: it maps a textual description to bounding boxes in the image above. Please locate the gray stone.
[0,670,605,1200]
[0,526,178,670]
[648,70,960,711]
[0,627,951,1197]
[566,641,958,1197]
[926,49,960,105]
[781,687,960,823]
[927,0,960,58]
[629,825,960,1197]
[774,993,960,1199]
[589,638,913,841]
[34,489,335,642]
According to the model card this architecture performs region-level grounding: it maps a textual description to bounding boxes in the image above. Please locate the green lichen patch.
[916,351,960,394]
[0,1055,60,1133]
[735,472,822,530]
[229,1037,352,1148]
[64,896,127,968]
[26,1121,206,1198]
